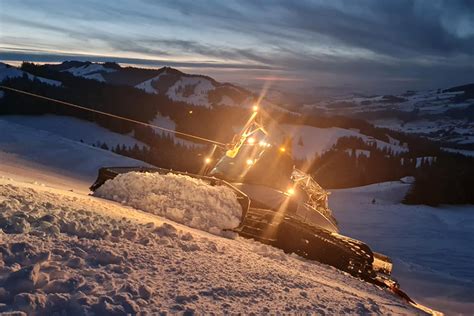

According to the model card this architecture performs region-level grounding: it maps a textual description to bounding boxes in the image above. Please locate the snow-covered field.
[167,76,215,107]
[63,63,117,82]
[305,88,474,146]
[330,182,474,315]
[0,118,148,192]
[0,63,61,87]
[441,147,474,157]
[0,114,427,314]
[150,114,204,147]
[1,115,147,150]
[279,124,408,160]
[309,89,470,115]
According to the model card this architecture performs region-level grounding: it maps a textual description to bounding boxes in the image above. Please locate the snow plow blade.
[90,166,251,222]
[373,252,393,275]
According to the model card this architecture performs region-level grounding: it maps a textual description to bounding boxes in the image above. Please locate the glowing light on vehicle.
[286,188,295,196]
[259,140,267,147]
[189,110,193,114]
[252,105,259,112]
[246,159,254,165]
[247,137,256,144]
[279,147,286,152]
[204,157,212,164]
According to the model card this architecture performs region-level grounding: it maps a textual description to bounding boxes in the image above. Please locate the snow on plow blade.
[90,166,251,222]
[373,252,393,275]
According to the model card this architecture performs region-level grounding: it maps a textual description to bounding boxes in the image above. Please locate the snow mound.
[94,172,242,235]
[2,115,147,150]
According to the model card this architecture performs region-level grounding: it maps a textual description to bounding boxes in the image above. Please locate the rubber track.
[237,208,375,279]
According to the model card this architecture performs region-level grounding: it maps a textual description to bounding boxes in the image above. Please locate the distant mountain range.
[304,84,474,147]
[44,61,266,109]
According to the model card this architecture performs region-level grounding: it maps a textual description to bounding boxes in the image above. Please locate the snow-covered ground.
[0,63,61,87]
[278,124,408,160]
[63,63,117,82]
[0,118,148,192]
[441,147,474,157]
[150,114,204,147]
[0,112,427,314]
[1,115,147,150]
[330,182,474,315]
[309,89,470,115]
[304,87,474,146]
[134,72,165,94]
[0,175,427,315]
[167,76,216,107]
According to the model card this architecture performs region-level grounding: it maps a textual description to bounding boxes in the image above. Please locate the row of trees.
[306,137,416,189]
[404,154,474,205]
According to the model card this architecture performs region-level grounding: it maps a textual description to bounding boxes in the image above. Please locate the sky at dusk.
[1,0,473,93]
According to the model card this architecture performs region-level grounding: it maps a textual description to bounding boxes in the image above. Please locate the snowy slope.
[136,72,252,108]
[0,119,148,190]
[0,176,425,315]
[1,115,147,150]
[279,124,408,160]
[310,89,470,115]
[150,114,204,147]
[441,147,474,157]
[305,86,474,146]
[0,63,61,87]
[134,72,165,94]
[330,182,474,315]
[166,76,216,107]
[63,63,117,82]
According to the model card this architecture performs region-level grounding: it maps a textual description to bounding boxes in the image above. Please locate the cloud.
[0,49,275,70]
[1,0,473,91]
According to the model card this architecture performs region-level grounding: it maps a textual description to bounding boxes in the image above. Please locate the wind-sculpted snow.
[93,172,243,235]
